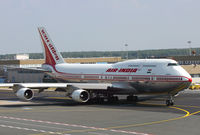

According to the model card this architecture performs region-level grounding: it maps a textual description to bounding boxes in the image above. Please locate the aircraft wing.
[0,83,113,102]
[0,83,112,90]
[2,65,51,72]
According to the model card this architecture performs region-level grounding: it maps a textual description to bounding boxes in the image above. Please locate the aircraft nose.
[182,77,192,82]
[188,78,192,82]
[177,67,192,83]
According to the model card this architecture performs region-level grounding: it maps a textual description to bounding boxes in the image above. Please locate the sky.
[0,0,200,54]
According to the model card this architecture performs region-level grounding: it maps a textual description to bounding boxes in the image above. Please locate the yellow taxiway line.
[29,103,200,135]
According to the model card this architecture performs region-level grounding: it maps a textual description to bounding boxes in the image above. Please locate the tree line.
[0,48,199,60]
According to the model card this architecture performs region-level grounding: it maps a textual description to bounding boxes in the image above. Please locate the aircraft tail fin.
[38,27,65,66]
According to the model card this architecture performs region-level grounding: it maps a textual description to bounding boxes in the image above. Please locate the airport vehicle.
[189,83,200,90]
[0,27,192,106]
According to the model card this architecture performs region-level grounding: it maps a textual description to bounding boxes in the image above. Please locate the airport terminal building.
[170,56,200,78]
[170,55,200,65]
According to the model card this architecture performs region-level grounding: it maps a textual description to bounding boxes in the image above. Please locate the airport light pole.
[187,41,192,56]
[125,44,128,59]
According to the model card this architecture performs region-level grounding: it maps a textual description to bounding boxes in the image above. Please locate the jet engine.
[16,88,34,100]
[71,89,90,103]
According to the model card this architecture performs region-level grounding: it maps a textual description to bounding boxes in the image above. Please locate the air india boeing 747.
[0,27,192,106]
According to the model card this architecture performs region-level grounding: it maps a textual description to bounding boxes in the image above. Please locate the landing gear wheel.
[97,98,104,103]
[127,96,138,102]
[114,96,119,102]
[166,100,174,106]
[108,96,118,103]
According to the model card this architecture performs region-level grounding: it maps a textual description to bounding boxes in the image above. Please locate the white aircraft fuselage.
[44,58,192,95]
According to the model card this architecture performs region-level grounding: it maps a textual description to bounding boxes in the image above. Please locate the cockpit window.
[168,63,179,66]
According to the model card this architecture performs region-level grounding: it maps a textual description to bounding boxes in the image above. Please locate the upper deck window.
[143,65,156,67]
[167,63,179,66]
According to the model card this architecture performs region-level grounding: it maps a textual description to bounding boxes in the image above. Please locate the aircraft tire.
[127,96,138,102]
[108,96,118,103]
[166,100,174,106]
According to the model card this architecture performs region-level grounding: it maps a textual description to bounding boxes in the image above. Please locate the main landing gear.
[91,94,119,104]
[127,95,138,102]
[108,96,119,103]
[166,95,174,106]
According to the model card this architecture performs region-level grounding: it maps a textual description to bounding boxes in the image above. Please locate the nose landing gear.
[166,99,174,106]
[166,95,174,106]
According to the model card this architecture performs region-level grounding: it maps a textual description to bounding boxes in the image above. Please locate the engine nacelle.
[16,88,34,100]
[71,89,90,103]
